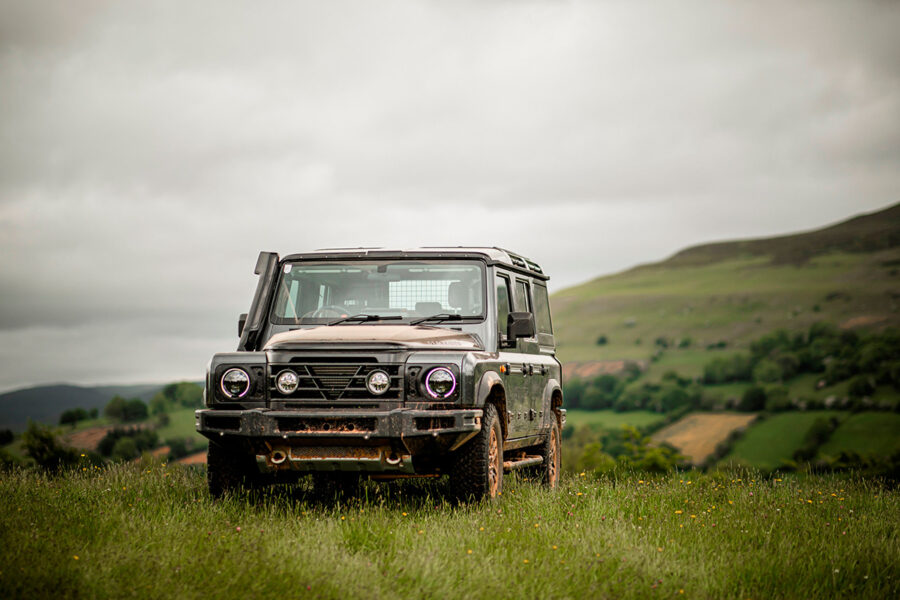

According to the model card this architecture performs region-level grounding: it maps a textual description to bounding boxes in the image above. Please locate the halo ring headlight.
[366,370,391,395]
[425,367,456,399]
[220,367,250,399]
[276,370,299,395]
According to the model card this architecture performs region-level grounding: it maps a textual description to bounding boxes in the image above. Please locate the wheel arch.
[476,370,508,439]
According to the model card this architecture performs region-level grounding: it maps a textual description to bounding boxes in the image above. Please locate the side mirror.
[507,312,535,340]
[238,313,248,337]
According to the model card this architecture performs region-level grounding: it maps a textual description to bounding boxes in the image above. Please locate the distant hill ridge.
[663,202,900,267]
[0,383,173,431]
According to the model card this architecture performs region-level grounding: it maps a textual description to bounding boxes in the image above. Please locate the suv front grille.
[269,359,403,402]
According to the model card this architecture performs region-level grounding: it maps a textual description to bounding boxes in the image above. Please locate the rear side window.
[496,275,511,336]
[514,280,531,313]
[533,284,553,335]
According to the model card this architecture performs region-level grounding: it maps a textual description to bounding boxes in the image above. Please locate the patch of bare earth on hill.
[840,315,887,329]
[563,360,647,380]
[177,451,207,465]
[64,424,153,452]
[651,413,757,465]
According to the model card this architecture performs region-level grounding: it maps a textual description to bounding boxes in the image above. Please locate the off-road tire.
[536,415,561,489]
[207,440,260,498]
[449,403,503,501]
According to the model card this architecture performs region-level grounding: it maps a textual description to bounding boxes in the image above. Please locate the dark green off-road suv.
[196,247,564,500]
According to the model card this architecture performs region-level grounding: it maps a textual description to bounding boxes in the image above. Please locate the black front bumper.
[195,407,483,473]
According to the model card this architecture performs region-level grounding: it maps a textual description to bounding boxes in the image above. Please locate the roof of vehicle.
[280,247,549,281]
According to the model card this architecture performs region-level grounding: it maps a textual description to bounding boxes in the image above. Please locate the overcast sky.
[1,1,898,391]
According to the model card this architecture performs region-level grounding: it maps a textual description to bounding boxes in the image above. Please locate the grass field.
[564,410,665,430]
[724,411,846,471]
[0,464,897,599]
[156,408,207,448]
[819,413,900,457]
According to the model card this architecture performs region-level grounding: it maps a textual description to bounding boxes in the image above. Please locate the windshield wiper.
[327,314,404,326]
[410,313,464,326]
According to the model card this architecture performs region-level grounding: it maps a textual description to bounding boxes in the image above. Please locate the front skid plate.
[256,445,414,473]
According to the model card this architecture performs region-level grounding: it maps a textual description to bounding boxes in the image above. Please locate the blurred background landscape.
[4,201,898,477]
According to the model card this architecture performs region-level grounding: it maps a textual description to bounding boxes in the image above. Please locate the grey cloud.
[0,0,898,390]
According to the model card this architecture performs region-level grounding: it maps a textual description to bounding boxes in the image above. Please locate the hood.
[264,325,483,351]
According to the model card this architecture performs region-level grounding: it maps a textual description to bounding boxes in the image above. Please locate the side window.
[514,279,531,313]
[496,275,511,337]
[533,283,553,335]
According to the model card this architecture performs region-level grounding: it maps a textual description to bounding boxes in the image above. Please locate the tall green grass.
[1,464,897,599]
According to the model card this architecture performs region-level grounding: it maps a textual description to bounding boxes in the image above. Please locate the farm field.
[819,413,900,457]
[156,408,207,448]
[564,409,665,430]
[651,413,757,464]
[0,464,897,599]
[723,411,846,471]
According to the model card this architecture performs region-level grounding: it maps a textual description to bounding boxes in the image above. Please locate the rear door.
[512,277,543,435]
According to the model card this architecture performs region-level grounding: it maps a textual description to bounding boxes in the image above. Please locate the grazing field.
[723,411,846,471]
[819,413,900,457]
[0,464,897,599]
[156,408,208,448]
[564,410,665,430]
[651,413,757,464]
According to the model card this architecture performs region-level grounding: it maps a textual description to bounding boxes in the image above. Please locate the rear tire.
[537,416,561,489]
[449,403,503,501]
[207,440,260,498]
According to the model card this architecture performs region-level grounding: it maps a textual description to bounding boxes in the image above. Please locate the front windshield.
[270,260,486,324]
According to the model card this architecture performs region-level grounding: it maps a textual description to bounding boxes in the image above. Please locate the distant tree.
[595,335,608,346]
[0,429,13,446]
[123,399,148,422]
[562,378,587,410]
[59,408,89,426]
[21,422,79,473]
[149,394,168,415]
[173,382,203,407]
[88,408,98,419]
[738,386,767,412]
[753,358,783,383]
[111,437,138,461]
[848,375,875,399]
[104,396,127,421]
[678,337,692,349]
[654,336,669,349]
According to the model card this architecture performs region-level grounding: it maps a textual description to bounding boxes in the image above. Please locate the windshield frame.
[267,258,489,327]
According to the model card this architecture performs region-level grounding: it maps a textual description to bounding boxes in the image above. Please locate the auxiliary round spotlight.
[366,370,391,395]
[276,370,299,395]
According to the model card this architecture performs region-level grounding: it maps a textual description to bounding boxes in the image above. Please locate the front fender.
[475,370,503,407]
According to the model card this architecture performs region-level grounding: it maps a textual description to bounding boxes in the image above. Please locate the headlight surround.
[220,367,250,399]
[424,367,457,399]
[366,370,391,395]
[275,369,299,395]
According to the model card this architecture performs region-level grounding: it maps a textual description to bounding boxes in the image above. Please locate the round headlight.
[366,370,391,395]
[425,367,456,399]
[220,368,250,399]
[276,370,299,395]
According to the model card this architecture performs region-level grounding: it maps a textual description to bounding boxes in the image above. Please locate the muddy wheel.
[312,472,360,501]
[449,403,503,501]
[537,416,561,489]
[207,440,260,498]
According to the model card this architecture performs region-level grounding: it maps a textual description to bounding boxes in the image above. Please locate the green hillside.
[723,411,846,471]
[552,203,900,365]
